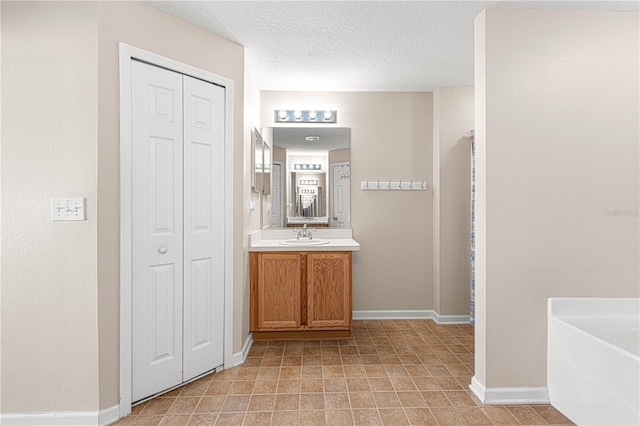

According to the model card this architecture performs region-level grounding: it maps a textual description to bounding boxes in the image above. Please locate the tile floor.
[114,320,574,425]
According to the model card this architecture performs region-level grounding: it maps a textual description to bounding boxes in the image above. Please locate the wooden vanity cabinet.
[250,251,352,340]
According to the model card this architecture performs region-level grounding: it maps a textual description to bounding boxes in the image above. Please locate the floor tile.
[214,412,244,425]
[270,411,298,425]
[351,409,382,426]
[274,394,299,411]
[325,409,354,426]
[348,392,376,409]
[299,409,326,425]
[242,411,271,425]
[247,394,275,412]
[166,397,200,415]
[396,391,427,408]
[429,407,465,425]
[158,415,189,426]
[404,408,438,425]
[345,377,370,392]
[372,391,401,408]
[185,414,217,426]
[421,391,452,408]
[194,396,225,413]
[220,395,250,413]
[481,406,519,425]
[300,393,325,410]
[531,405,573,425]
[378,408,409,425]
[325,393,351,410]
[132,416,163,425]
[456,406,493,425]
[506,406,550,425]
[115,320,575,426]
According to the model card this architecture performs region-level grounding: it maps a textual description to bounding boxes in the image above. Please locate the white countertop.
[249,229,360,252]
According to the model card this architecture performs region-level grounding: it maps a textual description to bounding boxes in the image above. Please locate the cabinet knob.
[159,247,168,254]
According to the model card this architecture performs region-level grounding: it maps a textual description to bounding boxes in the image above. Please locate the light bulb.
[323,110,333,120]
[277,110,287,120]
[294,110,302,120]
[308,110,317,120]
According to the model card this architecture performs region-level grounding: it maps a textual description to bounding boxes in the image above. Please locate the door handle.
[159,247,168,254]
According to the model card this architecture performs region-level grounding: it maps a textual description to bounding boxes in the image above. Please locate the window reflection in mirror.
[263,127,350,228]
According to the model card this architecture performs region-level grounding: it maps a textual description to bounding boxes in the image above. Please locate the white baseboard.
[1,404,120,426]
[432,312,471,324]
[232,332,253,367]
[470,376,549,405]
[469,376,487,402]
[353,310,470,325]
[98,405,120,426]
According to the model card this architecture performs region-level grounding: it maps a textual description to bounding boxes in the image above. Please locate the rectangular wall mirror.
[263,127,350,228]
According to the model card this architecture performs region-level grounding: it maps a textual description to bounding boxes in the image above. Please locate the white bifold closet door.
[131,60,225,403]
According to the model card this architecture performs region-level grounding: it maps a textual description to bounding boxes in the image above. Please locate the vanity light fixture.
[294,164,321,171]
[300,179,318,185]
[274,109,337,123]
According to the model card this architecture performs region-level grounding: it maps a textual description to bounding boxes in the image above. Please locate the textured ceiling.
[146,1,638,91]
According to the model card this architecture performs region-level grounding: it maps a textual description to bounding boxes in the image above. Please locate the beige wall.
[261,92,434,311]
[473,11,488,387]
[1,2,100,412]
[2,0,247,413]
[329,148,350,164]
[432,87,474,316]
[475,8,639,390]
[243,51,261,342]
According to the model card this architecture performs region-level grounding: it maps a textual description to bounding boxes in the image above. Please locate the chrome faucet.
[297,223,313,240]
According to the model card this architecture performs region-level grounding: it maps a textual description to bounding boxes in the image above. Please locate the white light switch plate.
[51,198,85,221]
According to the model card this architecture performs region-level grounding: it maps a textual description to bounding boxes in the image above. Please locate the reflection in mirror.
[252,128,263,193]
[262,138,271,196]
[264,127,350,228]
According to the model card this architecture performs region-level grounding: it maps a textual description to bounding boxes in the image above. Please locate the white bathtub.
[548,298,640,426]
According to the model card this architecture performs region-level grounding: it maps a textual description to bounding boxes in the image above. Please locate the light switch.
[249,201,256,215]
[51,198,85,221]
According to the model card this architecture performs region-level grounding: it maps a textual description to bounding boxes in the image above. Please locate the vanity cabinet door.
[306,252,352,330]
[252,253,302,330]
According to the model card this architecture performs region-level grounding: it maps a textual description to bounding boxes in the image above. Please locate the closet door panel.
[131,61,184,402]
[182,75,226,381]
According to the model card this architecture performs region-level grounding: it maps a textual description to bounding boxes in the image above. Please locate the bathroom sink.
[279,239,330,246]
